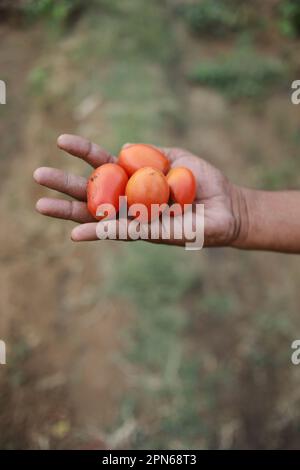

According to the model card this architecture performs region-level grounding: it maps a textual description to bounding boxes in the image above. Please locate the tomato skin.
[125,167,170,221]
[87,163,128,220]
[118,144,170,177]
[166,167,196,207]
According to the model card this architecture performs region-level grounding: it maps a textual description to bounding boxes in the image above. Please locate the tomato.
[87,163,128,220]
[118,144,170,177]
[166,167,196,208]
[125,167,170,221]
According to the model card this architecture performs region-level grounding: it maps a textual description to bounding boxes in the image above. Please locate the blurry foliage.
[181,0,300,40]
[23,0,86,24]
[68,0,179,152]
[260,160,300,190]
[8,337,31,388]
[200,293,235,318]
[106,244,197,371]
[105,244,204,447]
[181,0,238,36]
[80,0,174,64]
[189,46,286,99]
[180,0,262,37]
[279,0,300,37]
[27,66,50,96]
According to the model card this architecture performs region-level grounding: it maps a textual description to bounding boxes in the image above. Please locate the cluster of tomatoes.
[87,144,196,222]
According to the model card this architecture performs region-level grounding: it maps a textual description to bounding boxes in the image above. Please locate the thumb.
[96,217,149,242]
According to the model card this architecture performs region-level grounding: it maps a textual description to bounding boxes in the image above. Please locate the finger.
[36,197,95,223]
[71,222,98,241]
[33,167,87,201]
[71,218,138,242]
[71,216,189,246]
[57,134,116,168]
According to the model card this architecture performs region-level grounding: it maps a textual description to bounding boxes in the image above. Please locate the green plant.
[27,66,50,95]
[279,0,300,37]
[182,0,242,36]
[22,0,90,26]
[189,46,286,99]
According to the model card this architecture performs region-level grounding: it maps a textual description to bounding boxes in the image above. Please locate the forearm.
[233,188,300,253]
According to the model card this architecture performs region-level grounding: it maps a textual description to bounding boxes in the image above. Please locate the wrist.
[229,186,300,252]
[230,185,251,249]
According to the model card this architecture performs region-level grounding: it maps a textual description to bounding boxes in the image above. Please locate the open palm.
[34,134,242,247]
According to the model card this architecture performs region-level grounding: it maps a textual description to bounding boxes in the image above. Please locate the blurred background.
[1,0,300,449]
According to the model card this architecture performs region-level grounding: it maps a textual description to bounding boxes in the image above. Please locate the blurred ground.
[1,0,300,449]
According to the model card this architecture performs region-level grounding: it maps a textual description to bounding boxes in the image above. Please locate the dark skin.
[33,134,300,253]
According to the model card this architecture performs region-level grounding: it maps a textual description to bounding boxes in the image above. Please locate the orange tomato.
[118,144,170,177]
[166,167,196,207]
[125,167,170,221]
[87,163,128,220]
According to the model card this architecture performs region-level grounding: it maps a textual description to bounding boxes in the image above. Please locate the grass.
[181,0,240,36]
[27,66,51,96]
[278,0,300,37]
[189,45,287,99]
[67,0,179,153]
[180,0,263,38]
[103,243,204,448]
[72,0,175,64]
[22,0,87,24]
[260,160,300,190]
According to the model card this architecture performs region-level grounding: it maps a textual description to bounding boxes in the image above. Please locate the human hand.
[33,134,248,247]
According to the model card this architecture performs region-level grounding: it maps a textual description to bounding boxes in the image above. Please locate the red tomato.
[87,163,128,220]
[166,167,196,208]
[118,144,170,177]
[125,167,170,221]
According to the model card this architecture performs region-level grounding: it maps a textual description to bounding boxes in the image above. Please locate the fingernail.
[122,142,133,149]
[33,168,41,182]
[35,199,46,213]
[71,227,80,241]
[57,134,70,148]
